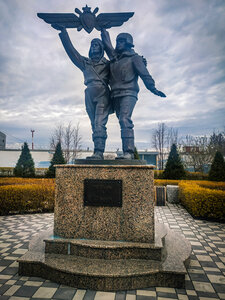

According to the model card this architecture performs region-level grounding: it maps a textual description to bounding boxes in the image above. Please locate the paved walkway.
[0,204,224,300]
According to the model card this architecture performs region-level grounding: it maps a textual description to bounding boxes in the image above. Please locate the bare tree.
[64,122,74,163]
[50,122,82,163]
[71,123,82,163]
[152,123,167,169]
[152,123,180,169]
[167,127,178,151]
[180,135,213,172]
[50,124,64,149]
[209,131,225,156]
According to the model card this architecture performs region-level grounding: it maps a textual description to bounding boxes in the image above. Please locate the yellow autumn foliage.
[155,179,180,186]
[179,181,225,221]
[0,179,55,215]
[0,177,54,186]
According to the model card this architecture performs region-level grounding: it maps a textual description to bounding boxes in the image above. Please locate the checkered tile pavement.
[0,204,224,300]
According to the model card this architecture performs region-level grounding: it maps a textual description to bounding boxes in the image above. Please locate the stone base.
[54,164,155,243]
[18,221,191,291]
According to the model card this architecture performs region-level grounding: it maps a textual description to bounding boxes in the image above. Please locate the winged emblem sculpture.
[37,5,134,34]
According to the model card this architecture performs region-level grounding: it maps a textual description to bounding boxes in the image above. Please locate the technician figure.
[101,29,166,159]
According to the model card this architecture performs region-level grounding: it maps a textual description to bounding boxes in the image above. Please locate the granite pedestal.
[18,161,191,290]
[54,163,155,243]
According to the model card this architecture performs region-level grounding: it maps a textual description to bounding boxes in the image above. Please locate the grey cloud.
[0,0,224,150]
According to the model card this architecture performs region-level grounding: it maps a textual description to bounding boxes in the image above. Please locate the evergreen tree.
[46,142,66,178]
[14,142,35,177]
[134,146,140,160]
[209,151,225,181]
[163,144,185,179]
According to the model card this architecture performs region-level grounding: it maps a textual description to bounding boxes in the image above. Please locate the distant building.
[116,150,159,168]
[0,132,6,149]
[138,151,158,167]
[0,149,158,168]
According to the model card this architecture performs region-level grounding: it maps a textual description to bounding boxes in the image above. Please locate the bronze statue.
[101,29,166,159]
[38,6,166,160]
[52,25,111,159]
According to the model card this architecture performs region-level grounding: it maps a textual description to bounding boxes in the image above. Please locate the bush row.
[179,181,225,221]
[0,167,48,178]
[0,177,54,186]
[0,182,55,215]
[154,170,209,180]
[154,179,180,186]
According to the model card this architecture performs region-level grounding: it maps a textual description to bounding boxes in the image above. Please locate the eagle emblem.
[37,5,134,34]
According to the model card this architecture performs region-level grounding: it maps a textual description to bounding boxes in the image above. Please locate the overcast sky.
[0,0,224,151]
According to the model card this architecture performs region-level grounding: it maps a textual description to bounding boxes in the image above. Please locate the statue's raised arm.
[52,25,85,71]
[101,28,116,60]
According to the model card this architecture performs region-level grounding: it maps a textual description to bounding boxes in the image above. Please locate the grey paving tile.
[136,296,156,300]
[211,282,225,293]
[157,291,178,298]
[115,291,126,300]
[188,273,210,282]
[52,287,76,299]
[0,284,11,295]
[83,290,96,300]
[0,296,10,300]
[13,285,39,297]
[41,281,60,288]
[126,290,136,295]
[0,206,225,300]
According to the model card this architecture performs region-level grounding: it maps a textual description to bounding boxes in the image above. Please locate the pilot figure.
[53,25,111,160]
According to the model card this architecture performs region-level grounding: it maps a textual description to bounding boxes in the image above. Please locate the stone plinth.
[54,164,154,243]
[167,185,179,204]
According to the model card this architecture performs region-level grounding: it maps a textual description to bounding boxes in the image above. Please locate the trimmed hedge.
[0,179,55,215]
[184,172,208,181]
[155,179,180,186]
[179,181,225,221]
[0,177,53,186]
[154,170,208,180]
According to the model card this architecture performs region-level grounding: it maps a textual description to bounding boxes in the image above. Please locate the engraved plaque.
[84,179,122,207]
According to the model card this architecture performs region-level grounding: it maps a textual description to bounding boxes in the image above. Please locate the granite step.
[44,223,167,260]
[18,223,191,290]
[18,250,184,290]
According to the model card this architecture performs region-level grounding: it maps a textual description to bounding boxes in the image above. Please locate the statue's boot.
[116,129,134,160]
[86,135,106,160]
[86,151,104,160]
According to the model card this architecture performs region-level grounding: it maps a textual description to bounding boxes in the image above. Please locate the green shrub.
[163,144,185,179]
[46,142,65,178]
[14,142,35,177]
[209,151,225,181]
[154,170,164,179]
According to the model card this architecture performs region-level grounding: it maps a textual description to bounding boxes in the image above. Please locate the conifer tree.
[134,146,140,160]
[14,142,35,177]
[163,144,185,179]
[46,142,65,178]
[209,151,225,181]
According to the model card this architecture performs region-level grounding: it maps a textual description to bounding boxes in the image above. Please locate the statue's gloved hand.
[51,24,66,32]
[101,28,110,40]
[152,89,166,97]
